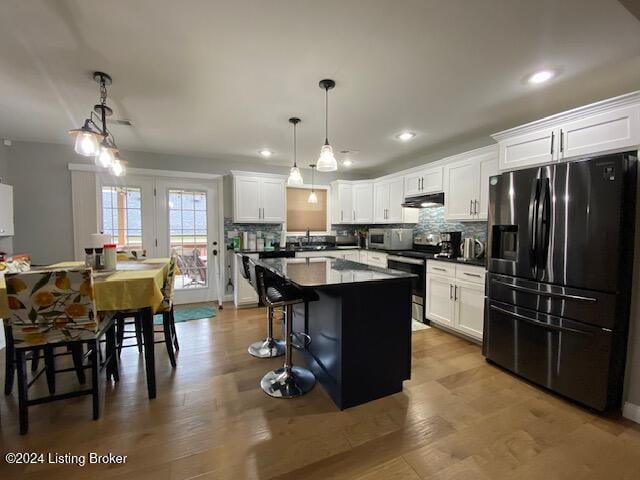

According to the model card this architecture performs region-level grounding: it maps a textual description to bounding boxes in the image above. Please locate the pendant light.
[316,79,338,172]
[287,117,304,186]
[308,164,318,204]
[68,71,127,176]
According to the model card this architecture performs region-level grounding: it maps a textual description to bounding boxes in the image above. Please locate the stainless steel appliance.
[460,238,485,261]
[484,152,637,411]
[435,231,461,258]
[387,237,441,323]
[387,255,426,322]
[369,228,413,250]
[402,192,444,208]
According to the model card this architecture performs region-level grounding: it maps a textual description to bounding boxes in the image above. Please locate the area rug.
[154,306,217,324]
[412,320,431,332]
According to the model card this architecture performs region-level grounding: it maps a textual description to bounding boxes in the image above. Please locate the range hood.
[402,192,444,208]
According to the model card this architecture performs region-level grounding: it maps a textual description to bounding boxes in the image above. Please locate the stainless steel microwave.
[369,228,414,250]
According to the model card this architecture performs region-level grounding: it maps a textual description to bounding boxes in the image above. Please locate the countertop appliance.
[460,238,484,261]
[387,238,442,323]
[484,152,637,411]
[435,231,461,259]
[369,228,413,251]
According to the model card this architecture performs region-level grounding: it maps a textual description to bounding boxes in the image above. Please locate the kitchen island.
[255,256,415,409]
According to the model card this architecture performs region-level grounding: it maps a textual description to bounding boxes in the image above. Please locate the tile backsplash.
[333,207,487,241]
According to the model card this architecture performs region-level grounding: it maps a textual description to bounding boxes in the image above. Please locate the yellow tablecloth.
[0,258,170,319]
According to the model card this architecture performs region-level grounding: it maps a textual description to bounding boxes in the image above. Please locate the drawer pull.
[463,272,482,278]
[432,267,447,272]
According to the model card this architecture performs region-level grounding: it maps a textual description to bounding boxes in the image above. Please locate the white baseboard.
[623,402,640,424]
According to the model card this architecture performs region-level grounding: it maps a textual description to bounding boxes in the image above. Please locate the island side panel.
[293,290,344,407]
[341,278,412,408]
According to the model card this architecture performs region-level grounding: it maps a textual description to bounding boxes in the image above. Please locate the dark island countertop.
[255,256,417,288]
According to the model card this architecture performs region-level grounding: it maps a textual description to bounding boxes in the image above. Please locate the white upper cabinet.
[493,92,640,172]
[331,181,373,224]
[498,127,557,172]
[387,177,404,222]
[353,183,374,223]
[373,176,409,224]
[443,146,498,222]
[373,181,389,223]
[260,177,286,223]
[0,183,14,236]
[232,173,285,223]
[558,104,640,160]
[404,166,443,197]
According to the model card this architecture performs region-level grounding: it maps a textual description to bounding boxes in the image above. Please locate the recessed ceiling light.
[342,159,353,167]
[258,149,273,158]
[396,131,416,141]
[528,69,556,84]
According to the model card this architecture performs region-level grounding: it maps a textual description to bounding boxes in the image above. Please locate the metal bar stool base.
[248,339,285,358]
[261,366,316,398]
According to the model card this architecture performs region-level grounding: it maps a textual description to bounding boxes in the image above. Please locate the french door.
[155,178,219,304]
[97,174,220,305]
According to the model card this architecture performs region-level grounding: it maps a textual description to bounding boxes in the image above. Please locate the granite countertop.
[233,246,359,255]
[428,256,486,268]
[255,256,416,288]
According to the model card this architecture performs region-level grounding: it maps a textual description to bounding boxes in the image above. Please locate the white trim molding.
[623,402,640,424]
[69,163,222,180]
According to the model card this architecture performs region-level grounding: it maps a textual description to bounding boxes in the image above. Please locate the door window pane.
[101,186,143,249]
[169,189,208,290]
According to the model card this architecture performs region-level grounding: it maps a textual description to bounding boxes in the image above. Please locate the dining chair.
[115,255,179,367]
[3,268,118,434]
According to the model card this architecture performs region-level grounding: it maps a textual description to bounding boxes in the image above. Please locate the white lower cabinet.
[454,281,485,339]
[234,253,258,307]
[425,274,455,327]
[426,260,485,341]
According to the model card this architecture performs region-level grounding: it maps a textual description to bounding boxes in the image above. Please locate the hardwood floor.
[1,303,640,479]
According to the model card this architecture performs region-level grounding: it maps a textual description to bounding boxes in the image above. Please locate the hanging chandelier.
[68,72,126,176]
[287,117,304,186]
[316,79,338,172]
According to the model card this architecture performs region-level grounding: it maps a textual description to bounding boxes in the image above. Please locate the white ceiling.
[0,0,639,173]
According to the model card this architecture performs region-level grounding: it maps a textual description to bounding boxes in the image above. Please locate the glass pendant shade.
[307,190,318,204]
[316,142,337,172]
[287,166,304,186]
[71,130,100,157]
[96,144,117,168]
[110,159,125,177]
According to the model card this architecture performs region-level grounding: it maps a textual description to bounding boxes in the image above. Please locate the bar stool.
[241,255,285,358]
[250,259,316,398]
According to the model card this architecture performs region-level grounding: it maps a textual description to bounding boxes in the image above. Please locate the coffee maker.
[435,231,462,259]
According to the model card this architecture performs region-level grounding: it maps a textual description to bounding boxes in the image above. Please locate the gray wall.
[0,145,8,183]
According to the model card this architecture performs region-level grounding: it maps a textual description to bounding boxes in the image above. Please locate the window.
[169,189,209,289]
[286,187,328,232]
[101,186,143,249]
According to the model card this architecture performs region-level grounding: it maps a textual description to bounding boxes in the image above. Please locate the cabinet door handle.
[353,210,356,221]
[550,131,555,156]
[341,210,343,221]
[474,200,478,215]
[449,284,453,299]
[454,285,458,301]
[419,177,422,191]
[469,200,473,215]
[560,129,564,153]
[432,266,447,272]
[463,272,482,278]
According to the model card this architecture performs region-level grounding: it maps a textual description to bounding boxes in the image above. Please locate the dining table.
[0,258,171,399]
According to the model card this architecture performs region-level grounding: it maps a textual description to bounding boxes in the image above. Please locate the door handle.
[341,210,343,221]
[560,129,564,154]
[432,266,447,272]
[353,210,355,221]
[491,279,597,302]
[474,200,478,215]
[489,304,593,336]
[454,285,458,301]
[449,284,453,299]
[469,200,473,215]
[550,131,555,156]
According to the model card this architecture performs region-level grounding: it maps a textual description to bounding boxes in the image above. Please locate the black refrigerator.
[484,152,637,411]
